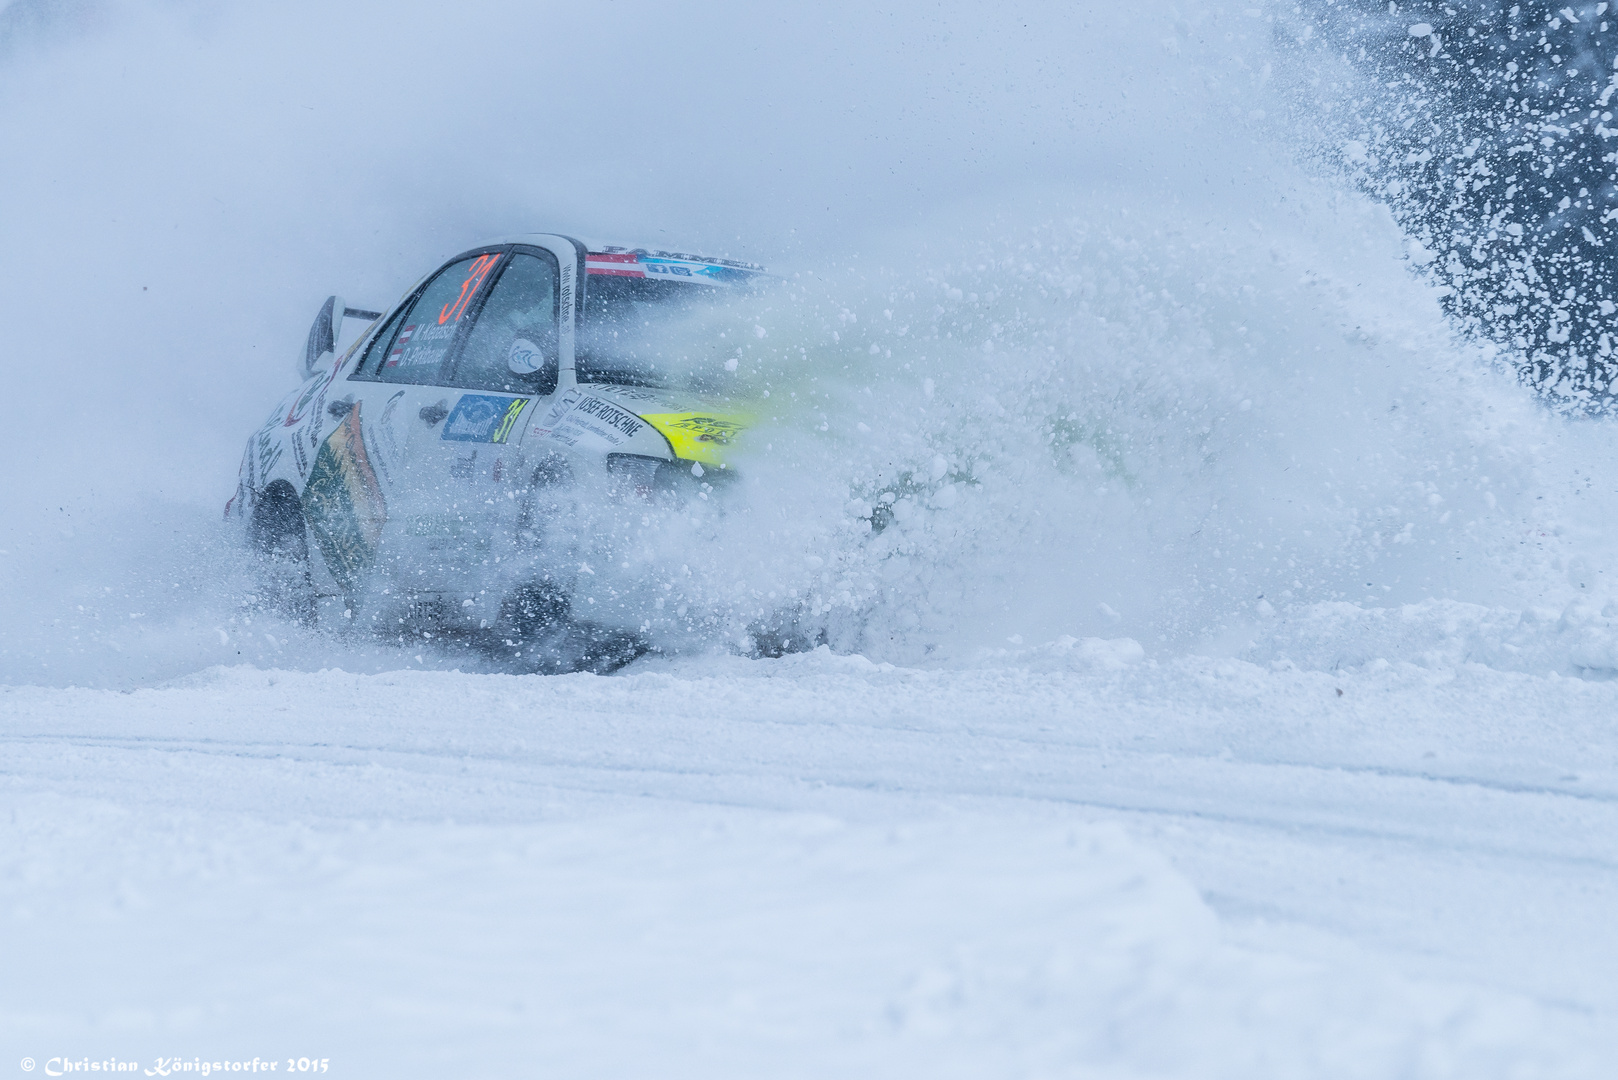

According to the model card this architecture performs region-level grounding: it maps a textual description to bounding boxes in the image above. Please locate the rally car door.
[304,239,579,600]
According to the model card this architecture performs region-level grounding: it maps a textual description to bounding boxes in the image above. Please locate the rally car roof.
[478,233,768,287]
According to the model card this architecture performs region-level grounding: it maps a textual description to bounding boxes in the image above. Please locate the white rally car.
[227,235,770,671]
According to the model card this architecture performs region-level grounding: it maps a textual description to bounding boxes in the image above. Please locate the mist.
[2,1,1613,684]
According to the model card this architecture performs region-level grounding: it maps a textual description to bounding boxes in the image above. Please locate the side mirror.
[300,295,343,380]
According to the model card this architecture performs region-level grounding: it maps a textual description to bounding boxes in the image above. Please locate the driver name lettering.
[387,323,456,368]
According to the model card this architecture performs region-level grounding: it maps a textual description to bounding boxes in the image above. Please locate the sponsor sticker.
[585,247,766,283]
[302,403,387,592]
[506,337,545,374]
[529,388,582,438]
[585,252,644,278]
[256,428,284,480]
[642,260,699,278]
[591,385,668,403]
[637,409,752,465]
[573,395,646,439]
[441,394,528,443]
[531,391,646,450]
[365,391,405,488]
[283,374,326,428]
[380,389,405,427]
[639,257,758,286]
[237,441,254,496]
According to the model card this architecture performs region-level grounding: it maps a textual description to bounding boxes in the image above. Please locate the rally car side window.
[448,251,560,396]
[354,304,408,378]
[353,251,506,385]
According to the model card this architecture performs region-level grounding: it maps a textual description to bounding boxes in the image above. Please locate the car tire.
[498,580,571,641]
[249,480,316,626]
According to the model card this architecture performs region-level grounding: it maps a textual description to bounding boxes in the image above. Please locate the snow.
[6,653,1617,1075]
[3,0,1618,1074]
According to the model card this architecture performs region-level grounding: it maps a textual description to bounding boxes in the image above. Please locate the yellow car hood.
[588,386,755,466]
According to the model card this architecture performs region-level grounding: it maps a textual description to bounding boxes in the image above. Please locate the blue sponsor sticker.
[441,394,527,443]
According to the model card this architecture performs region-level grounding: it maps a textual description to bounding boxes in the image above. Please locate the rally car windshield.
[577,277,736,390]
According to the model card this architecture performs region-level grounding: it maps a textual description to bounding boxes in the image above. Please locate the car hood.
[583,384,755,466]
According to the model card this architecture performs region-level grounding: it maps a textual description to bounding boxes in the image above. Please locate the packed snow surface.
[7,652,1618,1076]
[3,1,1618,1075]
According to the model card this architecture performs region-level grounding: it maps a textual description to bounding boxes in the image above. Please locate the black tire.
[491,581,648,674]
[249,480,316,625]
[498,580,571,640]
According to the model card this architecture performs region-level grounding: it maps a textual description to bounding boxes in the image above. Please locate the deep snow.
[3,0,1618,1075]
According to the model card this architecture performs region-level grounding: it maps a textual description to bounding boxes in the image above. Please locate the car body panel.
[635,408,752,466]
[230,234,768,629]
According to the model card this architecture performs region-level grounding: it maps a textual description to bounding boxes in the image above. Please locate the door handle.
[327,398,355,419]
[419,401,449,426]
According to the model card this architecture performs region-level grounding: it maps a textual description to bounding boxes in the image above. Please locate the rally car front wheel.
[489,579,648,675]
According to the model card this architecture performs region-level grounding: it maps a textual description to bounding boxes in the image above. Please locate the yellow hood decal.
[637,410,753,465]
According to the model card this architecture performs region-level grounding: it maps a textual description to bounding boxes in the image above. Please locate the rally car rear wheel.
[249,480,316,626]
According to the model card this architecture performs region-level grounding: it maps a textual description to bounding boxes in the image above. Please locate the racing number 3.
[439,253,500,326]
